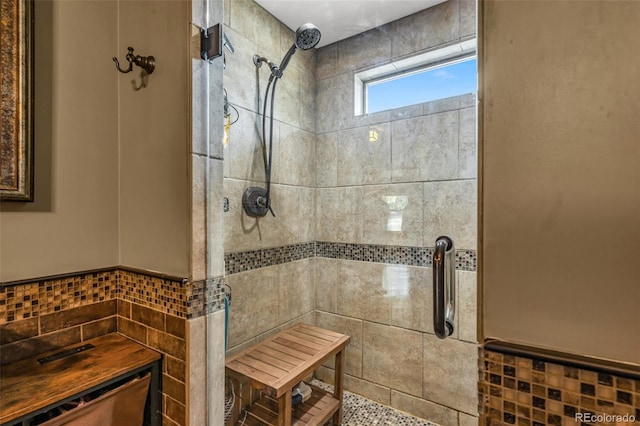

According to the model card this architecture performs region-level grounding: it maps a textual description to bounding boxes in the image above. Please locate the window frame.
[354,39,477,116]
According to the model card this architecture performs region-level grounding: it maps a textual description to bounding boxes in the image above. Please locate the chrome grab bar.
[433,236,455,339]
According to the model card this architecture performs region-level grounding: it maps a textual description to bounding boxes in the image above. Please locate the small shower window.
[354,39,477,115]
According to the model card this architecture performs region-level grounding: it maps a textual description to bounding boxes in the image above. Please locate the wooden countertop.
[225,323,350,399]
[0,333,161,424]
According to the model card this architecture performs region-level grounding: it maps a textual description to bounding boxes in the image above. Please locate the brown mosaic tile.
[0,270,117,324]
[118,270,188,318]
[480,349,640,426]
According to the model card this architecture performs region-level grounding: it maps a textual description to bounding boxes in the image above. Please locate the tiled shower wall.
[222,0,318,353]
[313,0,478,424]
[221,0,479,425]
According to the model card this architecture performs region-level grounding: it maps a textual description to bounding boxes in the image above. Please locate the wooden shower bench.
[225,323,350,426]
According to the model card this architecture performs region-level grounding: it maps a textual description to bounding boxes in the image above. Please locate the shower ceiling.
[254,0,447,48]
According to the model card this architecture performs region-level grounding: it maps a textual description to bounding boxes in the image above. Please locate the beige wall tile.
[315,365,335,385]
[274,66,301,128]
[316,73,353,134]
[315,311,363,377]
[391,111,459,183]
[338,27,392,73]
[225,337,257,358]
[390,390,460,426]
[207,57,225,161]
[228,0,269,52]
[391,0,460,58]
[459,0,477,39]
[388,266,434,334]
[423,334,478,414]
[316,44,339,81]
[228,108,274,183]
[207,159,225,278]
[457,271,477,343]
[423,180,477,250]
[206,310,226,426]
[278,124,315,187]
[316,187,363,243]
[226,267,279,348]
[362,183,424,247]
[191,155,207,282]
[254,6,282,65]
[316,133,338,188]
[363,322,423,396]
[299,73,317,133]
[187,316,206,426]
[278,260,314,323]
[459,412,479,426]
[424,93,476,116]
[221,27,258,113]
[345,375,391,406]
[357,103,424,127]
[299,187,316,242]
[336,261,390,324]
[223,179,302,252]
[458,107,477,179]
[315,258,338,313]
[258,183,301,245]
[337,124,391,186]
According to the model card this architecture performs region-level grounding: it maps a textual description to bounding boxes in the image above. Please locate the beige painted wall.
[0,0,119,282]
[0,0,190,282]
[118,0,190,277]
[481,0,640,365]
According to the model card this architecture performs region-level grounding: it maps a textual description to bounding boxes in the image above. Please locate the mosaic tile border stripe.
[186,276,226,319]
[479,349,640,426]
[0,270,117,323]
[118,269,188,318]
[224,242,477,275]
[0,268,226,323]
[224,242,316,275]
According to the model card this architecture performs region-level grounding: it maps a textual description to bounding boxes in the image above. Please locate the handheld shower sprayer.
[243,23,321,218]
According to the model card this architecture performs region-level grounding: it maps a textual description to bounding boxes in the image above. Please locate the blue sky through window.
[366,58,477,114]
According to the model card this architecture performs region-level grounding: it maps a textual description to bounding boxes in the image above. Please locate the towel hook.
[113,46,155,74]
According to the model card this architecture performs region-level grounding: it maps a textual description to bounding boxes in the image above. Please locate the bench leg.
[278,389,292,426]
[333,349,346,425]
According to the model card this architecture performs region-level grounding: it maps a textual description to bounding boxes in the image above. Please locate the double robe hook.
[113,47,155,74]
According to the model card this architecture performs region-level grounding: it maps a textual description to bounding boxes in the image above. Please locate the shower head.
[272,23,321,79]
[295,23,321,50]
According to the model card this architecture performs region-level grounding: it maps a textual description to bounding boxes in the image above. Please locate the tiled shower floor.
[310,380,439,426]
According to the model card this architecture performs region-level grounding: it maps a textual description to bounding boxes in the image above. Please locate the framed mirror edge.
[1,0,34,202]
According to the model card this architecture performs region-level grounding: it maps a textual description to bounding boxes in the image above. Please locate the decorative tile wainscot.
[479,348,640,426]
